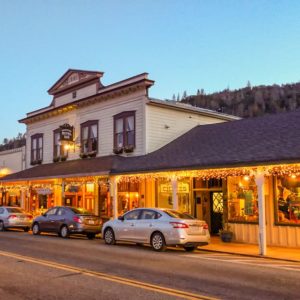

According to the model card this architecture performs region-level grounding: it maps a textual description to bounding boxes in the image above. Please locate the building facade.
[1,69,299,250]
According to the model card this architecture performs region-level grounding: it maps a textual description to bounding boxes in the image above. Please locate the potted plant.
[60,155,67,161]
[219,221,233,243]
[53,156,59,163]
[113,147,123,155]
[30,160,37,166]
[37,159,42,164]
[80,152,88,159]
[88,151,97,158]
[124,145,134,153]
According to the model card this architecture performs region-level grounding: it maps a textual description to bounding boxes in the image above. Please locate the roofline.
[0,170,110,182]
[148,98,240,121]
[19,76,154,124]
[110,158,300,175]
[47,69,104,94]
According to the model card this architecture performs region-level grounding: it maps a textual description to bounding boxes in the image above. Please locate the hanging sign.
[35,188,53,195]
[60,123,74,142]
[160,182,190,193]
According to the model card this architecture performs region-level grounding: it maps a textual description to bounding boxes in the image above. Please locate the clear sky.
[0,0,300,141]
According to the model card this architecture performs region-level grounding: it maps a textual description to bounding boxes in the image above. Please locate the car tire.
[60,225,69,238]
[104,228,116,245]
[151,232,166,252]
[32,223,40,235]
[87,233,96,240]
[0,221,5,232]
[184,246,196,252]
[23,227,30,232]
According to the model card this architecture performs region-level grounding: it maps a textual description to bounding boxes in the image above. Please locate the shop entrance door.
[210,192,223,235]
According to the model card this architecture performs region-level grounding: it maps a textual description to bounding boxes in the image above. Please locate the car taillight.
[27,215,33,220]
[170,222,189,229]
[8,215,17,219]
[73,216,82,224]
[202,224,208,230]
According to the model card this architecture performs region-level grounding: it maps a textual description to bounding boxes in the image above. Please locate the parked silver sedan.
[102,208,210,251]
[0,206,33,232]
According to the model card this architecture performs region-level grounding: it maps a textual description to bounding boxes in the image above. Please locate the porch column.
[171,178,178,210]
[255,172,267,256]
[21,188,26,210]
[111,176,118,219]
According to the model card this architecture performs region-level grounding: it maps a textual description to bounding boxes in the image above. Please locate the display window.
[275,175,300,225]
[117,181,142,214]
[156,179,191,213]
[227,176,258,223]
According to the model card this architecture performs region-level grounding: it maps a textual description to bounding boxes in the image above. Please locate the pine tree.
[172,94,176,101]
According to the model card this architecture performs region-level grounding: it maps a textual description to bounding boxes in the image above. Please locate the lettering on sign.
[160,182,189,193]
[60,123,74,142]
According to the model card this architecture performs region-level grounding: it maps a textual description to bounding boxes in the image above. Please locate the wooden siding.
[25,89,147,167]
[145,104,226,153]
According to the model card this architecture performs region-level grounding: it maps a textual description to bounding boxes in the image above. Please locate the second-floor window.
[114,111,135,148]
[31,134,43,162]
[81,121,98,153]
[53,129,66,158]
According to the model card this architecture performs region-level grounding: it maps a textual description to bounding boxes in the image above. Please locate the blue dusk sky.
[0,0,300,141]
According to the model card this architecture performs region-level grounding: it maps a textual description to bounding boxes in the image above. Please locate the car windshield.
[69,207,93,215]
[164,210,195,220]
[6,208,24,213]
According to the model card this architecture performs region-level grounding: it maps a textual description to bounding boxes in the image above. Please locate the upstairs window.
[31,134,43,163]
[53,129,66,158]
[114,111,135,148]
[81,121,98,153]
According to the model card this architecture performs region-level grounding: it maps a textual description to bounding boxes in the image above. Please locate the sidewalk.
[201,236,300,262]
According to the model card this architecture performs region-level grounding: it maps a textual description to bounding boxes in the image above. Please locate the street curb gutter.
[199,249,300,263]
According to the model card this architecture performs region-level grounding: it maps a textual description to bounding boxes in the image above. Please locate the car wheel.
[151,232,166,252]
[60,225,69,238]
[0,221,5,232]
[23,227,30,232]
[32,223,40,235]
[87,233,96,240]
[184,246,196,252]
[104,228,116,245]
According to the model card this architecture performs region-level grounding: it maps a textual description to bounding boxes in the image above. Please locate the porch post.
[21,188,26,210]
[171,178,178,210]
[255,171,267,256]
[111,176,118,219]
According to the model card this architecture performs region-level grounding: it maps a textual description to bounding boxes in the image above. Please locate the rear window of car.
[164,210,195,220]
[6,208,24,213]
[69,207,92,215]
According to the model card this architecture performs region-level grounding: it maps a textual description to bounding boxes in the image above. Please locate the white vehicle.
[102,208,210,252]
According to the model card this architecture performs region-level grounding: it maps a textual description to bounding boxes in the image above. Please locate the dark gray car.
[32,206,102,239]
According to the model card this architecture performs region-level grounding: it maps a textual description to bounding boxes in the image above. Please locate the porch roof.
[1,155,120,182]
[112,109,300,174]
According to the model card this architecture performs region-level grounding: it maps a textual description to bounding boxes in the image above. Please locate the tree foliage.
[0,133,26,152]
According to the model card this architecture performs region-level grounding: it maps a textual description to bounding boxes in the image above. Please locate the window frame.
[80,120,99,154]
[113,111,136,149]
[31,133,43,163]
[53,128,66,158]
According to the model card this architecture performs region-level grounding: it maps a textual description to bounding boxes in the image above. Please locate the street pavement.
[0,230,299,300]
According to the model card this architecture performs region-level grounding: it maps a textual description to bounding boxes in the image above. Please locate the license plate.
[88,220,94,225]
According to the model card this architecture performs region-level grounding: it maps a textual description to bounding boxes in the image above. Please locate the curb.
[199,248,300,263]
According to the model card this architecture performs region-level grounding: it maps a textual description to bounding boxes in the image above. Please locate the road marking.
[183,254,300,272]
[0,250,218,300]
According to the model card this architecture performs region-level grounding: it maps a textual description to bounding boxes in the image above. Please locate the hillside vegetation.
[181,82,300,118]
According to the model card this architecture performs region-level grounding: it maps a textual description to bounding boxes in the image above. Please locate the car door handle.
[130,224,134,227]
[149,224,153,227]
[59,219,65,222]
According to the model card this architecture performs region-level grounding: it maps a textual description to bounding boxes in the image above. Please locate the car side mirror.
[118,216,124,221]
[42,213,47,217]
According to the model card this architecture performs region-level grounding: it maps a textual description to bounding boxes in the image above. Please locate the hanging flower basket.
[37,159,42,164]
[124,145,134,153]
[60,155,67,161]
[80,152,88,159]
[113,147,123,155]
[88,151,97,158]
[53,156,59,163]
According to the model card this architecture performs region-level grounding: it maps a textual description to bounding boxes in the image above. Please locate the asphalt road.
[0,230,299,300]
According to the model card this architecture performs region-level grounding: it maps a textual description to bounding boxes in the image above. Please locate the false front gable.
[48,69,104,107]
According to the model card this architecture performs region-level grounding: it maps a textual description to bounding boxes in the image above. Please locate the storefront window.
[156,179,191,213]
[117,181,141,214]
[275,175,300,225]
[227,176,258,223]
